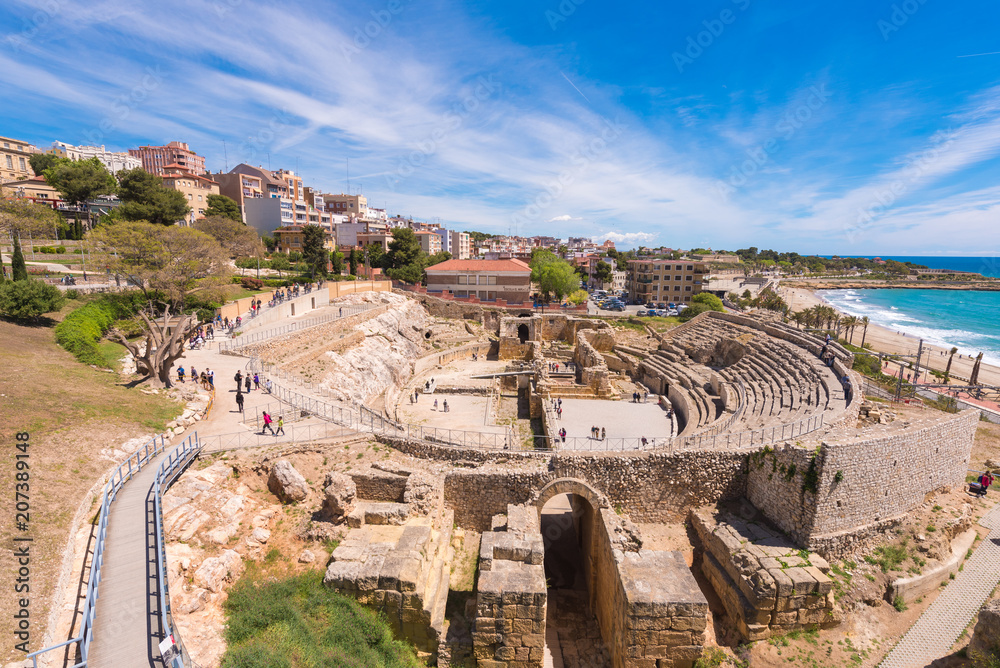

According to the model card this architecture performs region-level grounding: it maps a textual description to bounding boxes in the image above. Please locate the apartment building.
[450,231,471,259]
[50,142,141,173]
[425,259,531,302]
[626,259,708,304]
[129,141,205,176]
[414,229,442,255]
[0,136,35,182]
[273,225,335,254]
[161,164,220,223]
[324,193,368,219]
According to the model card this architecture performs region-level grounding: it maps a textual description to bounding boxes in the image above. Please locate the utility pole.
[913,338,924,385]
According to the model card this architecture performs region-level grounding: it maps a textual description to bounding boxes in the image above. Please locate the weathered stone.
[193,550,244,593]
[267,459,309,503]
[322,471,357,518]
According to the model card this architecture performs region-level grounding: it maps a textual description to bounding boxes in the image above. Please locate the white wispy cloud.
[547,215,582,222]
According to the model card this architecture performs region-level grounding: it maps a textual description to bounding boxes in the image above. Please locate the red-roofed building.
[425,258,531,302]
[161,163,220,223]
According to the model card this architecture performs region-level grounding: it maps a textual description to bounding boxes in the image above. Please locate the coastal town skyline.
[3,0,1000,254]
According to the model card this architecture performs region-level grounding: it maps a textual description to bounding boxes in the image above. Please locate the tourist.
[261,411,275,435]
[276,416,285,436]
[245,375,252,393]
[208,369,214,389]
[177,366,185,383]
[641,436,648,447]
[559,428,566,443]
[643,391,648,403]
[601,427,606,441]
[557,398,562,409]
[557,406,562,418]
[434,398,439,411]
[253,373,260,390]
[443,399,449,412]
[979,472,994,497]
[235,391,244,413]
[265,378,272,393]
[235,370,243,391]
[190,368,197,386]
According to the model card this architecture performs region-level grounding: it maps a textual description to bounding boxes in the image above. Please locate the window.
[488,276,497,285]
[5,156,12,169]
[684,296,692,302]
[685,286,692,292]
[686,275,693,281]
[458,275,468,285]
[674,285,681,292]
[488,291,497,300]
[18,157,26,171]
[457,290,468,298]
[687,265,693,270]
[675,275,682,280]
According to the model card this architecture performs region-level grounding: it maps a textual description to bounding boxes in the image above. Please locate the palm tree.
[859,316,870,348]
[944,347,958,384]
[842,315,859,343]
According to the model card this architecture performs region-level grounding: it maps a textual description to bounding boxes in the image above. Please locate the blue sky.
[2,0,1000,254]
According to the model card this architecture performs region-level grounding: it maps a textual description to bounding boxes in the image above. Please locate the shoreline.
[783,280,1000,292]
[781,286,1000,390]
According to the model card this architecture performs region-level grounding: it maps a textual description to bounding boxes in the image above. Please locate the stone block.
[512,618,534,634]
[495,646,516,661]
[802,566,832,595]
[655,630,691,646]
[797,607,828,625]
[769,568,794,598]
[671,616,707,632]
[522,633,544,648]
[772,610,798,625]
[784,567,815,595]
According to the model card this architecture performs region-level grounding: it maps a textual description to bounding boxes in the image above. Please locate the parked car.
[656,303,667,309]
[645,302,656,309]
[666,309,679,317]
[676,304,689,311]
[668,302,676,309]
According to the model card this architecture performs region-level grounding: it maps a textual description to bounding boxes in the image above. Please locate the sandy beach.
[780,285,1000,389]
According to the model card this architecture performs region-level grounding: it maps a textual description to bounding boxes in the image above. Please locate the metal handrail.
[28,434,170,667]
[219,304,377,352]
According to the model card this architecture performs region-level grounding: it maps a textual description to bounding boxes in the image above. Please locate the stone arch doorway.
[517,323,529,344]
[534,479,611,667]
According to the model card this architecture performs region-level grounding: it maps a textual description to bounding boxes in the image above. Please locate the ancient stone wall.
[691,508,839,642]
[442,451,749,532]
[350,469,408,502]
[238,304,391,363]
[748,410,978,557]
[593,508,708,668]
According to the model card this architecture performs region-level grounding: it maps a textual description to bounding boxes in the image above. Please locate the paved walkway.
[86,449,171,667]
[879,502,1000,668]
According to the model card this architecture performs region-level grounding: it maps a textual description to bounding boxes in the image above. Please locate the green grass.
[865,542,909,573]
[222,568,423,668]
[97,340,128,371]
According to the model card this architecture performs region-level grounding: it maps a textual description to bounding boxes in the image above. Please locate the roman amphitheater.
[44,284,981,668]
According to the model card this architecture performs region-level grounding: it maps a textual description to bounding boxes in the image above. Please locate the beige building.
[626,259,708,304]
[414,229,442,255]
[0,176,64,209]
[425,258,531,302]
[0,136,35,182]
[273,225,335,254]
[450,230,471,259]
[324,193,368,219]
[161,164,220,223]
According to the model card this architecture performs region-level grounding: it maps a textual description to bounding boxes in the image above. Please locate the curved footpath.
[79,301,359,666]
[879,502,1000,668]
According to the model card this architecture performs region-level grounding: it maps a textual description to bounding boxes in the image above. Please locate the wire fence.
[218,304,377,352]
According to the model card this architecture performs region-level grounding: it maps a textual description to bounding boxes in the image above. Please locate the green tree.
[594,260,614,284]
[0,279,65,321]
[43,157,117,226]
[529,248,560,283]
[113,167,190,225]
[29,153,64,177]
[261,234,276,252]
[384,228,426,283]
[568,289,589,305]
[269,254,291,278]
[10,236,27,281]
[193,216,263,259]
[385,228,422,270]
[88,220,230,387]
[538,261,580,302]
[349,249,360,276]
[366,243,385,270]
[301,225,328,278]
[691,292,724,311]
[202,194,242,221]
[330,250,345,275]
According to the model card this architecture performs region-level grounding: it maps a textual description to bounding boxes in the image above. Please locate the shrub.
[56,245,67,254]
[66,289,80,300]
[240,276,264,290]
[893,595,908,612]
[0,279,66,321]
[54,292,149,367]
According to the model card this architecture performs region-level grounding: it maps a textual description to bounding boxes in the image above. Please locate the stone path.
[879,502,1000,668]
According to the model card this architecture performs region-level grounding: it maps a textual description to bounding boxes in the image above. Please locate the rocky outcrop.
[971,599,1000,661]
[268,459,309,503]
[193,550,244,593]
[403,472,439,516]
[322,471,357,519]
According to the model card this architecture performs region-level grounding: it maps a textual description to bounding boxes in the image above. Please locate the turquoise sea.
[817,288,1000,366]
[822,255,1000,278]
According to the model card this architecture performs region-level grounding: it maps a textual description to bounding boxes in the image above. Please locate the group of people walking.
[630,391,648,403]
[259,411,285,436]
[177,366,214,390]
